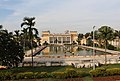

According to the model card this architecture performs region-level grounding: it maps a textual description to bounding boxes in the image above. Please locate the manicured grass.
[98,64,120,69]
[1,64,120,73]
[75,67,92,72]
[9,66,73,73]
[3,66,92,73]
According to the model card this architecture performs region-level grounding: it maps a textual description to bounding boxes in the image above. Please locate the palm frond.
[21,28,27,33]
[32,28,38,35]
[32,21,35,26]
[23,17,35,23]
[14,30,20,35]
[0,25,3,29]
[21,22,29,27]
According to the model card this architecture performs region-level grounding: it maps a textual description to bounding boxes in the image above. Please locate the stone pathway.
[80,45,120,54]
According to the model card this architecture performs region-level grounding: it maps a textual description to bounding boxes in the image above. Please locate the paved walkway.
[79,45,120,54]
[25,46,47,57]
[23,54,120,67]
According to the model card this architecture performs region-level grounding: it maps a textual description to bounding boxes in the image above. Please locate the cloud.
[1,0,120,34]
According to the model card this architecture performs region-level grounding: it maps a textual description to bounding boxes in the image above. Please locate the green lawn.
[8,66,93,74]
[1,64,120,73]
[99,64,120,69]
[9,66,73,73]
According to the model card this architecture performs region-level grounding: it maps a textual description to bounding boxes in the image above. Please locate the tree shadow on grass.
[9,66,72,73]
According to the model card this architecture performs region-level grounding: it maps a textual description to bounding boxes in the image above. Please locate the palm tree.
[114,30,120,50]
[0,25,3,29]
[35,36,41,46]
[1,29,13,39]
[14,30,20,43]
[21,28,28,52]
[85,32,90,39]
[77,33,83,45]
[21,17,38,67]
[118,31,120,49]
[84,32,93,46]
[98,26,114,64]
[90,30,102,47]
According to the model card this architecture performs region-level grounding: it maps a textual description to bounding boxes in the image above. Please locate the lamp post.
[93,26,95,70]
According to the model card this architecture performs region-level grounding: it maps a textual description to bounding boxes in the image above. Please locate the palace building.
[41,30,78,45]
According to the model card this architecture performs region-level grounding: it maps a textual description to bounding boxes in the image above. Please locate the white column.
[57,36,58,44]
[52,37,54,44]
[61,37,62,44]
[66,36,67,44]
[62,37,63,44]
[70,36,71,44]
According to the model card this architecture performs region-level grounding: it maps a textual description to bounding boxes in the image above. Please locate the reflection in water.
[38,45,108,56]
[77,47,83,51]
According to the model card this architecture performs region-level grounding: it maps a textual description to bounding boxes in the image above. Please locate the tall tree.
[114,30,120,49]
[0,26,24,67]
[77,33,84,45]
[21,28,28,52]
[98,26,114,64]
[117,31,120,49]
[0,25,3,29]
[14,30,20,43]
[90,30,102,47]
[85,32,90,38]
[21,17,38,67]
[84,32,93,46]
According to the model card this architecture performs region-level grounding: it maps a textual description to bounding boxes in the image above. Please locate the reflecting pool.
[36,45,110,56]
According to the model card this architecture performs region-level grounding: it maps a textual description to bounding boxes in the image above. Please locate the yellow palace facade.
[41,30,78,45]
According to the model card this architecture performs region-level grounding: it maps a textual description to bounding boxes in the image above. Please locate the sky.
[0,0,120,35]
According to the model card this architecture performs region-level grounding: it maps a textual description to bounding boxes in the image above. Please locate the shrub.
[34,72,41,78]
[40,72,48,78]
[16,73,24,79]
[107,44,116,50]
[23,72,34,79]
[90,68,120,77]
[0,71,12,80]
[35,72,48,78]
[65,68,77,78]
[51,72,66,79]
[11,73,17,80]
[76,71,90,77]
[106,68,120,76]
[89,68,106,77]
[16,72,34,79]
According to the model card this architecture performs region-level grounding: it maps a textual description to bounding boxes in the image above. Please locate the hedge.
[0,68,90,80]
[90,68,120,77]
[16,72,34,79]
[0,71,12,80]
[51,72,66,79]
[65,68,77,78]
[2,67,120,80]
[106,68,120,76]
[35,72,48,78]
